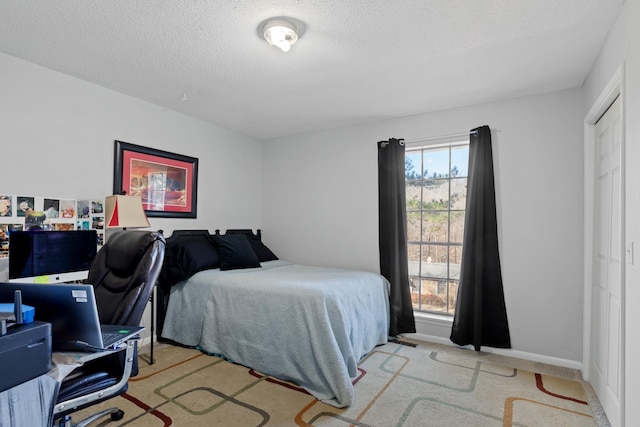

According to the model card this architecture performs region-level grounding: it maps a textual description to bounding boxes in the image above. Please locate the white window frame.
[405,137,469,316]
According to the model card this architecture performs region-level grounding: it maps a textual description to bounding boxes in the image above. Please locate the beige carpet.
[66,339,603,426]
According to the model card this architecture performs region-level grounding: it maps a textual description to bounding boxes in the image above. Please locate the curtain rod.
[404,130,476,145]
[381,128,498,148]
[404,128,500,145]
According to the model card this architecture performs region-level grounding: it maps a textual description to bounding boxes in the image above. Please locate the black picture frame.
[113,140,198,218]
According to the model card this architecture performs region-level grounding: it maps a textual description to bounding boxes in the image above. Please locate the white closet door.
[590,95,623,427]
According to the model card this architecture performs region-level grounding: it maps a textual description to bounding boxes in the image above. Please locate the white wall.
[0,52,263,233]
[583,1,640,424]
[263,89,586,364]
[0,52,264,345]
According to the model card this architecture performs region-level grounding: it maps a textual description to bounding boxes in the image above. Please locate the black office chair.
[53,230,166,427]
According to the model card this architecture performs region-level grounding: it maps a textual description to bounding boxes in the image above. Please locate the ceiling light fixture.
[261,18,301,52]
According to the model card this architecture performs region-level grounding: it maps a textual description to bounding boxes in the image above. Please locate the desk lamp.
[104,195,150,231]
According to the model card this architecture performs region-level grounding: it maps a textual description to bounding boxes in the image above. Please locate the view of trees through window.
[405,142,469,315]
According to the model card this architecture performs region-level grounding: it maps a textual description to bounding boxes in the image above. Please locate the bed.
[156,229,390,408]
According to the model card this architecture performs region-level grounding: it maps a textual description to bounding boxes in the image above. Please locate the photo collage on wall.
[76,199,105,246]
[0,194,105,258]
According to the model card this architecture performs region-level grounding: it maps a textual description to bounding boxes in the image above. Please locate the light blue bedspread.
[162,260,390,407]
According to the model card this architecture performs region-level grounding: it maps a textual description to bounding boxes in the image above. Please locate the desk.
[0,340,136,427]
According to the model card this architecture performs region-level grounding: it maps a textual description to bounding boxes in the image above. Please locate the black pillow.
[224,230,279,262]
[161,234,220,284]
[176,238,220,276]
[212,233,261,271]
[247,237,278,262]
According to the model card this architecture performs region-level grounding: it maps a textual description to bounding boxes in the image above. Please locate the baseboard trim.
[403,332,584,372]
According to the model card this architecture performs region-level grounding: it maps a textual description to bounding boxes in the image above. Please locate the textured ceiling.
[0,0,624,140]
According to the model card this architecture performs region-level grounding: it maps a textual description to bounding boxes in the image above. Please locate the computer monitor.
[8,230,97,283]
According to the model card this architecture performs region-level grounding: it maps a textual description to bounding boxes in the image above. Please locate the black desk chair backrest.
[54,230,166,426]
[87,230,166,326]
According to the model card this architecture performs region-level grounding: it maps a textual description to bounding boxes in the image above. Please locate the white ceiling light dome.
[259,17,305,52]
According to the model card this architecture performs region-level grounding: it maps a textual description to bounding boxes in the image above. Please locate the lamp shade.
[105,195,150,229]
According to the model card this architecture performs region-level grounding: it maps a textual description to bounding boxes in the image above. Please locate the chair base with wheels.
[56,408,124,427]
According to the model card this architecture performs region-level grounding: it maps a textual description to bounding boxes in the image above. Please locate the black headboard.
[223,229,262,240]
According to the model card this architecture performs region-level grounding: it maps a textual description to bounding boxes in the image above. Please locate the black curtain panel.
[450,126,511,351]
[378,138,416,337]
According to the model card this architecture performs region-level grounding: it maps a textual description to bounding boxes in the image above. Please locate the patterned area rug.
[68,340,598,426]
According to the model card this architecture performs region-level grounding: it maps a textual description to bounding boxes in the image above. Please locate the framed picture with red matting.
[113,140,198,218]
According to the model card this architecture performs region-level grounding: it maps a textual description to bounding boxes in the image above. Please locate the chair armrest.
[53,339,137,416]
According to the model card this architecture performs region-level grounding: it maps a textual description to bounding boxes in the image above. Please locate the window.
[405,140,469,315]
